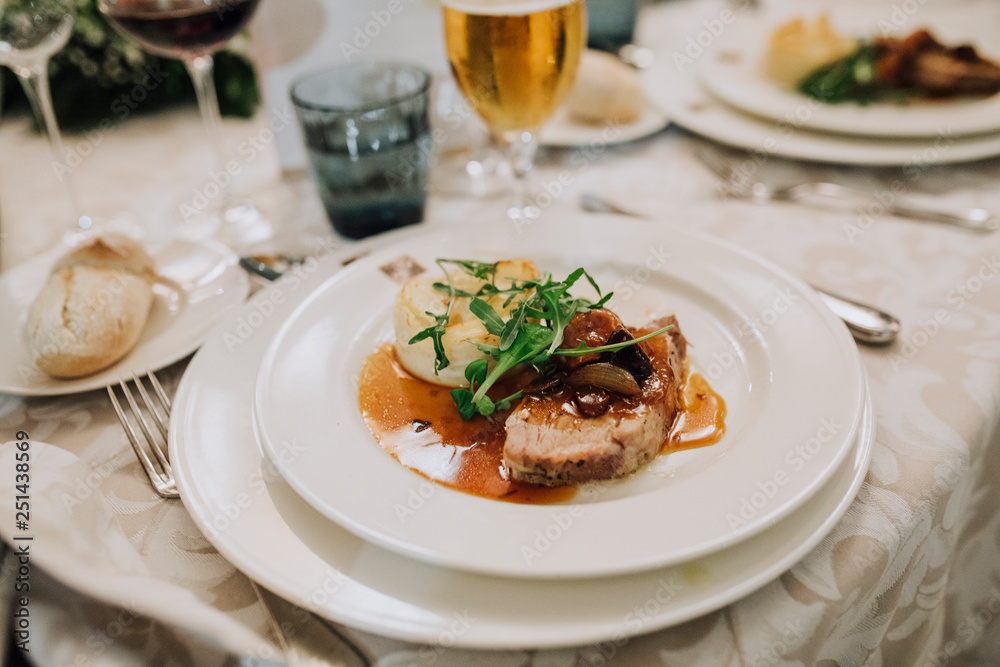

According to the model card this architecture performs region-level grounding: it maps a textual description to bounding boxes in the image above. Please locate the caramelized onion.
[566,363,641,396]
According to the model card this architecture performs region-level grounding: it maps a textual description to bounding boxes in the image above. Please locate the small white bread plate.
[253,217,865,579]
[539,100,669,148]
[0,238,248,396]
[696,14,1000,139]
[170,225,875,647]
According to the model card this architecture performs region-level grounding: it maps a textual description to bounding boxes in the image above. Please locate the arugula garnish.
[409,260,673,420]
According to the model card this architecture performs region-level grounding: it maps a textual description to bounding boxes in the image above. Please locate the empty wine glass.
[0,0,86,231]
[97,0,268,247]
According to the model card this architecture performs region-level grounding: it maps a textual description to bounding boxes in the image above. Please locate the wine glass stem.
[504,130,540,220]
[185,54,230,207]
[16,64,83,225]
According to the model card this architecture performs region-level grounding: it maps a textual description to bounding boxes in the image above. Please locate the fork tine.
[108,385,170,490]
[133,373,168,440]
[693,146,736,182]
[146,369,171,414]
[121,377,173,476]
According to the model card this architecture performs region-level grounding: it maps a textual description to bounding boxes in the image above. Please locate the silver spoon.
[579,192,901,345]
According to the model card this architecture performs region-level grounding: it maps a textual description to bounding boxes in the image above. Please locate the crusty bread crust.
[26,235,156,378]
[565,50,644,125]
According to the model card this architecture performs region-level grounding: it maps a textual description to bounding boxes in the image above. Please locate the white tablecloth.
[2,0,1000,664]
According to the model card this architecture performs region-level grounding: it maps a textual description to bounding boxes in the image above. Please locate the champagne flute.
[96,0,267,246]
[443,0,586,221]
[0,0,84,230]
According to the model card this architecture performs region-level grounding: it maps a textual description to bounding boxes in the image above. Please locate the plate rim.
[253,218,866,579]
[539,99,670,148]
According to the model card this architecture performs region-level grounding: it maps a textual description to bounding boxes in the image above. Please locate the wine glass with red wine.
[97,0,269,246]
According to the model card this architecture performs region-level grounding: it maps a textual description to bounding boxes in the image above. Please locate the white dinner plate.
[644,52,1000,166]
[539,100,669,148]
[697,13,1000,139]
[170,224,875,647]
[253,218,865,579]
[0,238,249,396]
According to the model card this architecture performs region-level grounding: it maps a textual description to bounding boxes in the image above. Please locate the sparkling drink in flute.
[443,0,585,221]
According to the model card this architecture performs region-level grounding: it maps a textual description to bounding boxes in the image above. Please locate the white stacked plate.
[641,8,1000,165]
[170,215,874,647]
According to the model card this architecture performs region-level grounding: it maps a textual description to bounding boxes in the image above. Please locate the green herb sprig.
[798,43,906,105]
[408,260,673,421]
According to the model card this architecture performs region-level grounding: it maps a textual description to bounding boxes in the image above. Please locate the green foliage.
[413,260,672,421]
[1,0,259,132]
[798,43,907,105]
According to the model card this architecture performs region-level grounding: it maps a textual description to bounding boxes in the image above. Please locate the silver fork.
[695,147,999,233]
[108,371,178,498]
[107,370,365,665]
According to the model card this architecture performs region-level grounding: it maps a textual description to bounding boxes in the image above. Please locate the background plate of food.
[696,11,1000,138]
[0,235,249,396]
[643,48,1000,166]
[252,217,865,579]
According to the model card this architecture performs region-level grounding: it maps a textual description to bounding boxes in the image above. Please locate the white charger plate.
[169,226,875,647]
[696,14,1000,139]
[253,218,865,579]
[539,100,669,148]
[0,238,248,396]
[644,51,1000,166]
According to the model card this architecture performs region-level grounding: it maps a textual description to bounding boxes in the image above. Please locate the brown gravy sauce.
[358,344,726,504]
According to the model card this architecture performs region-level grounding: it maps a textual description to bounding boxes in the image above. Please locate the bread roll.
[26,234,156,378]
[564,50,645,125]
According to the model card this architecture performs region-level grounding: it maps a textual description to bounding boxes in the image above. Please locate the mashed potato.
[393,259,540,387]
[763,15,858,87]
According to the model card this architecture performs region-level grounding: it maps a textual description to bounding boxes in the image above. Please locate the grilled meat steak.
[504,313,687,486]
[877,30,1000,97]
